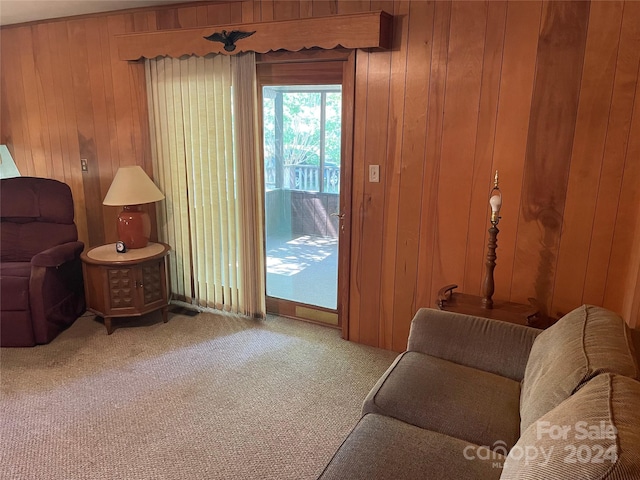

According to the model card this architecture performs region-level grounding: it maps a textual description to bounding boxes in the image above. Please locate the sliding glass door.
[257,57,354,328]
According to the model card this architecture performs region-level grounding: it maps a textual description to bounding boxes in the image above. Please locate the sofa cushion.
[501,374,640,480]
[318,413,505,480]
[520,305,639,432]
[363,351,522,450]
[407,308,541,382]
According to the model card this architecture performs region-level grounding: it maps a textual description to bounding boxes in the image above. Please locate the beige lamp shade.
[103,165,164,206]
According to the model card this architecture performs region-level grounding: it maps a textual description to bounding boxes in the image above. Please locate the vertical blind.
[145,53,265,318]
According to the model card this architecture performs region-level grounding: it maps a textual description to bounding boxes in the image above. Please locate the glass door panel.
[263,85,342,311]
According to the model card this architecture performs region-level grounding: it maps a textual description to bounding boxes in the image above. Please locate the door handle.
[330,212,345,233]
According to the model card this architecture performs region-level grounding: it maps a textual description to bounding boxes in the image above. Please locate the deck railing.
[266,164,340,194]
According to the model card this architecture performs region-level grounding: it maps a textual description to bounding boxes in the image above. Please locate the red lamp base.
[117,205,151,249]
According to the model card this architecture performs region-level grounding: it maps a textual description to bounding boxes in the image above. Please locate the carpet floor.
[0,311,396,480]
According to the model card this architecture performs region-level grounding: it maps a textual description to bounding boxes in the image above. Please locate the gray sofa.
[318,305,640,479]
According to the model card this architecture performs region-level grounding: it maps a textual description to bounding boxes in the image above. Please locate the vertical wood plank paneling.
[32,23,61,180]
[176,6,199,28]
[431,1,487,297]
[1,27,32,176]
[131,64,153,172]
[312,0,337,17]
[132,11,156,31]
[345,0,370,342]
[415,0,451,313]
[206,3,232,24]
[195,5,210,25]
[261,0,274,21]
[552,1,623,317]
[353,0,389,347]
[372,0,395,347]
[462,1,507,297]
[510,1,590,312]
[98,16,122,243]
[489,1,541,303]
[582,1,640,306]
[241,1,255,22]
[124,15,152,176]
[67,19,105,246]
[45,22,72,185]
[43,21,69,183]
[299,0,313,18]
[274,1,300,20]
[337,0,370,14]
[347,49,369,344]
[356,49,390,346]
[156,8,180,29]
[605,43,640,313]
[3,0,640,345]
[49,21,89,243]
[253,1,262,22]
[106,15,137,167]
[97,16,120,178]
[83,17,117,244]
[388,0,433,352]
[339,50,356,341]
[0,73,9,145]
[15,27,42,177]
[230,2,243,23]
[22,26,56,178]
[623,199,640,327]
[379,0,410,350]
[124,14,158,243]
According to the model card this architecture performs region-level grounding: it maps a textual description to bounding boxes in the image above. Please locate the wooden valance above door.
[116,11,392,61]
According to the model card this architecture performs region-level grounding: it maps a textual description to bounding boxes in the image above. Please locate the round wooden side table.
[81,242,171,334]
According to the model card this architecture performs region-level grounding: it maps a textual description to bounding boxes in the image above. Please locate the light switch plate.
[369,164,380,183]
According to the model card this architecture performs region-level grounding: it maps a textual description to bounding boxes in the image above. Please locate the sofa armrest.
[407,308,542,381]
[31,241,84,268]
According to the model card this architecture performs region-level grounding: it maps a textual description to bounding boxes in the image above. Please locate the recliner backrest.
[0,177,78,262]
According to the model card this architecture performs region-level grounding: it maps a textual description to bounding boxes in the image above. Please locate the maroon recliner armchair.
[1,177,85,347]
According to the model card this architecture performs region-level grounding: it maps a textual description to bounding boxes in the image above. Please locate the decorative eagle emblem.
[203,30,256,52]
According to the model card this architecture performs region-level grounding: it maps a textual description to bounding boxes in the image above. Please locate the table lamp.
[481,170,502,309]
[103,165,165,249]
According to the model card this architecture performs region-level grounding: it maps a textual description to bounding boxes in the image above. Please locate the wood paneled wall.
[2,0,639,348]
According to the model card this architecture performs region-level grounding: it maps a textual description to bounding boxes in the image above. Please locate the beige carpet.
[0,311,396,480]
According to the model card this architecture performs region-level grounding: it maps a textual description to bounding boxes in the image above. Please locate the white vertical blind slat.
[222,58,239,310]
[207,56,224,309]
[149,59,182,298]
[169,58,193,300]
[182,56,199,304]
[232,53,266,317]
[212,56,229,310]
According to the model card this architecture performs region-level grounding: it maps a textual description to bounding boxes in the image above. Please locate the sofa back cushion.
[520,305,638,432]
[501,374,640,480]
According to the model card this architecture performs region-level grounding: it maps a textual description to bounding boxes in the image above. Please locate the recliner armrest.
[407,308,541,381]
[31,241,84,268]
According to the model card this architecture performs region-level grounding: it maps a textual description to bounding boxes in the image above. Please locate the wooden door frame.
[339,51,355,340]
[255,49,355,339]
